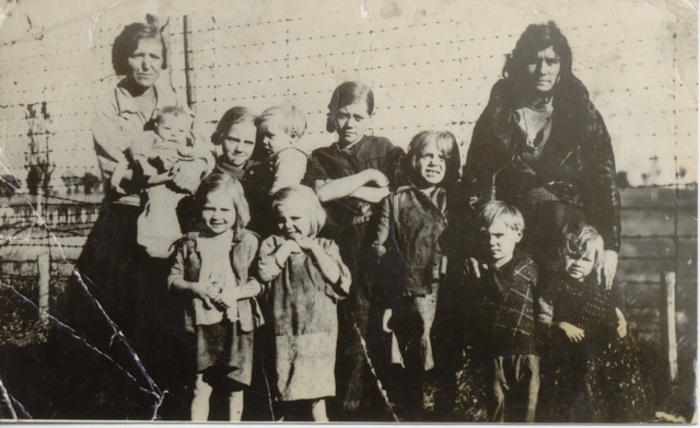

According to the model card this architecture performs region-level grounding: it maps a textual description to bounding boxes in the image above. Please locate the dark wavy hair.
[326,81,374,133]
[112,22,167,76]
[494,21,598,141]
[503,21,572,83]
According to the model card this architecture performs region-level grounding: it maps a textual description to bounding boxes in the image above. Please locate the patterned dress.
[540,275,649,422]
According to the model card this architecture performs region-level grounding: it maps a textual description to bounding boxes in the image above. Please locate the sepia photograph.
[0,0,696,423]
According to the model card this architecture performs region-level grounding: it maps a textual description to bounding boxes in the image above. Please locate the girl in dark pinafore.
[306,82,404,417]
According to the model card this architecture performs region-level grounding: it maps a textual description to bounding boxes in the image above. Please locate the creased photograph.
[0,0,696,423]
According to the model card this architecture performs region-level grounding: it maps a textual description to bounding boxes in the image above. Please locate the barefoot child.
[168,174,263,421]
[257,185,351,421]
[538,223,648,422]
[372,130,460,419]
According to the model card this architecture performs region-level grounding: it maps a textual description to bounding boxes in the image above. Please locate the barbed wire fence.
[0,0,696,417]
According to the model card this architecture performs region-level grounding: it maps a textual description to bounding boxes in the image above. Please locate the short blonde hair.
[195,173,250,232]
[477,200,525,232]
[558,222,605,273]
[256,104,307,140]
[271,185,326,237]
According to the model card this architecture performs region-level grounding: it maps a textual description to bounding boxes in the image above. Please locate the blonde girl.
[258,185,351,421]
[539,222,648,422]
[168,173,263,421]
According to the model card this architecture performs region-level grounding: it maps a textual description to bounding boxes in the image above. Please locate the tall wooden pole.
[662,271,678,381]
[183,15,196,112]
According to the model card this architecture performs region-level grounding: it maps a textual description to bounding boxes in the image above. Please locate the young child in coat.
[463,201,540,422]
[257,185,351,422]
[538,222,648,422]
[168,173,263,421]
[247,104,307,237]
[372,130,460,420]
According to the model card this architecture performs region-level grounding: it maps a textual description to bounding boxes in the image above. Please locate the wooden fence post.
[662,271,678,381]
[183,15,196,112]
[37,253,50,323]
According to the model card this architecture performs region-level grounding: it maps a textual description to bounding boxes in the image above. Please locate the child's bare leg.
[311,398,328,422]
[191,373,212,422]
[228,389,244,422]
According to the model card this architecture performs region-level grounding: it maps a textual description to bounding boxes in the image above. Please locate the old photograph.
[0,0,696,422]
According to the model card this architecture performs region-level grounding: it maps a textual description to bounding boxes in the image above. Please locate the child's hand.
[171,159,207,193]
[362,186,391,203]
[293,236,317,251]
[382,309,393,333]
[136,156,158,177]
[465,257,488,279]
[213,286,239,309]
[372,244,387,259]
[282,239,303,254]
[364,169,389,187]
[559,322,586,342]
[178,146,195,159]
[192,281,220,309]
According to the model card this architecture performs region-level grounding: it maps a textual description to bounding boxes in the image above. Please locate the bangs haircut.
[195,173,250,231]
[272,185,326,237]
[477,200,525,233]
[559,222,605,271]
[112,22,167,76]
[211,106,258,145]
[326,81,374,132]
[406,130,460,187]
[256,104,307,140]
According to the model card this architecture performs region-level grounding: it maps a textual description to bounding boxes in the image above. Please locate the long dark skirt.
[72,202,196,419]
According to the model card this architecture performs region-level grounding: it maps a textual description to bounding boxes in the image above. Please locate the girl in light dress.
[257,185,351,421]
[168,173,264,421]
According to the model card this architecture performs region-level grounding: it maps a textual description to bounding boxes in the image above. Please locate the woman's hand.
[382,309,393,333]
[171,158,207,193]
[615,307,628,338]
[558,321,585,342]
[603,250,618,289]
